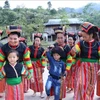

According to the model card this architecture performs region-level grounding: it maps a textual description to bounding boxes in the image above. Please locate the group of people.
[0,21,100,100]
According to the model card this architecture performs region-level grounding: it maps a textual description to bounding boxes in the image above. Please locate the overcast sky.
[0,0,100,9]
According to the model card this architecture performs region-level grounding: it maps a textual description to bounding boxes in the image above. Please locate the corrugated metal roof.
[44,18,83,26]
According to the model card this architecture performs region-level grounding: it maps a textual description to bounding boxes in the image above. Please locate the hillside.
[64,3,100,13]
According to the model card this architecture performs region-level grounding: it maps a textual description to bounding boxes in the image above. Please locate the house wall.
[44,24,80,41]
[67,24,80,34]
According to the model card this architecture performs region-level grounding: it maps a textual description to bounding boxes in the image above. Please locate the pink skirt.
[74,62,98,100]
[5,82,24,100]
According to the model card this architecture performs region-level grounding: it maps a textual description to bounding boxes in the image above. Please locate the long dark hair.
[88,27,99,41]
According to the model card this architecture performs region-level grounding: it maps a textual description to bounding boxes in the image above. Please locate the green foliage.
[0,2,100,40]
[80,3,100,26]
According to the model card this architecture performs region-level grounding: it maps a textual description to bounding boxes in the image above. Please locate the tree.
[80,3,100,26]
[47,1,52,10]
[50,9,57,15]
[3,0,10,9]
[57,8,69,27]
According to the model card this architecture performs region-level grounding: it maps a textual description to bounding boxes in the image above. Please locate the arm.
[70,42,81,57]
[64,45,73,71]
[21,66,31,79]
[46,51,53,63]
[41,49,53,67]
[66,54,73,71]
[0,67,6,80]
[62,62,66,76]
[0,49,6,70]
[41,50,47,67]
[23,47,33,77]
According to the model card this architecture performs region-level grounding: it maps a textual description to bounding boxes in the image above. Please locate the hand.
[47,66,50,70]
[48,45,54,50]
[42,69,44,73]
[97,70,100,75]
[65,70,67,76]
[31,78,34,83]
[46,48,49,52]
[63,76,66,80]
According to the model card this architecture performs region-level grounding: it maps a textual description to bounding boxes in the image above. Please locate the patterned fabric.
[41,50,48,67]
[23,48,33,74]
[66,54,72,71]
[66,66,74,89]
[74,42,81,54]
[0,43,33,75]
[30,61,44,92]
[73,40,100,100]
[74,62,98,100]
[34,33,43,40]
[60,78,66,99]
[81,22,98,33]
[29,45,44,93]
[73,60,81,96]
[53,26,66,35]
[96,43,100,96]
[97,74,100,96]
[23,78,30,93]
[0,79,5,93]
[5,82,24,100]
[6,25,22,35]
[74,40,99,60]
[0,63,30,84]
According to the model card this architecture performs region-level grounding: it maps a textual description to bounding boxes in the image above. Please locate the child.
[45,46,66,100]
[0,50,31,100]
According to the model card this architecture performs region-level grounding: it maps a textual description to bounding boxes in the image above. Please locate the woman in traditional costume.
[29,33,45,98]
[71,22,100,100]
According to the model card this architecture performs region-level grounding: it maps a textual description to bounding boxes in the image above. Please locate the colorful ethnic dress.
[29,45,44,93]
[0,43,33,93]
[73,40,100,100]
[0,63,31,100]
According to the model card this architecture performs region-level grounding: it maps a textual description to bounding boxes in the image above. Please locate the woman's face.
[8,34,20,46]
[56,33,65,45]
[82,31,93,42]
[68,37,74,46]
[34,37,41,46]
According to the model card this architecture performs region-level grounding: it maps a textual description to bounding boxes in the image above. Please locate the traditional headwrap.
[34,33,43,40]
[54,25,66,35]
[19,37,26,42]
[6,25,22,36]
[81,22,98,33]
[77,31,82,37]
[68,32,76,41]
